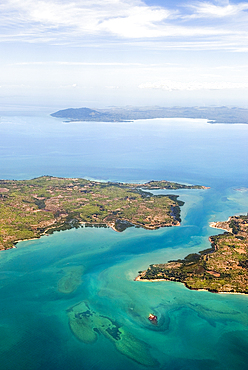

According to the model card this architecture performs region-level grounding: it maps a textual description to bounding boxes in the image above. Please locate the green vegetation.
[0,176,206,249]
[137,215,248,294]
[51,106,248,124]
[141,180,206,190]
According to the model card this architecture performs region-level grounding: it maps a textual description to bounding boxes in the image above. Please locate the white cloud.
[139,80,248,91]
[99,5,174,38]
[9,61,151,66]
[0,0,175,39]
[188,1,248,18]
[105,85,120,89]
[0,0,248,51]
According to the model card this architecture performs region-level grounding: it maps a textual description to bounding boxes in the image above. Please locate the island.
[51,106,248,124]
[136,215,248,294]
[0,176,206,250]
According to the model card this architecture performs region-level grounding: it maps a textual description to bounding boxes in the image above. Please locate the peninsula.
[0,176,206,250]
[136,215,248,294]
[51,106,248,124]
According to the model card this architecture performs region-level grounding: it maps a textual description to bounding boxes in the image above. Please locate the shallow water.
[0,112,248,369]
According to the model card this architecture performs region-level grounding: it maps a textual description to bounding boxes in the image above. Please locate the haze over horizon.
[1,0,248,111]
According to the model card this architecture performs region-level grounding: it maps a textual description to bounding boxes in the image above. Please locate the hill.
[51,106,248,123]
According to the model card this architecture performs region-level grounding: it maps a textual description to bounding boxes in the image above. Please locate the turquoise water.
[0,113,248,369]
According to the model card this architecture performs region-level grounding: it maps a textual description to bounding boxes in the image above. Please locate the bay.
[0,112,248,369]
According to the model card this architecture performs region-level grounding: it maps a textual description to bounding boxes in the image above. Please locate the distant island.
[136,215,248,294]
[0,176,206,250]
[51,106,248,124]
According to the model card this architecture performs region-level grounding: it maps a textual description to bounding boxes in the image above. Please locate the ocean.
[0,111,248,369]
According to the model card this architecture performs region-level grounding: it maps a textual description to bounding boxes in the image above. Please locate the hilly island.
[0,176,205,250]
[51,106,248,124]
[136,215,248,294]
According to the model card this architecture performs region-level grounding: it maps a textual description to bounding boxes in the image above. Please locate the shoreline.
[0,176,190,250]
[134,276,248,295]
[209,219,232,232]
[1,219,180,251]
[135,214,248,295]
[4,216,225,252]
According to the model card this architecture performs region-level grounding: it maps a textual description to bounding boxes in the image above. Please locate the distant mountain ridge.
[51,107,110,121]
[51,106,248,123]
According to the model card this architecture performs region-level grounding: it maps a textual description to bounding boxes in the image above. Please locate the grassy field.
[0,176,204,250]
[137,215,248,294]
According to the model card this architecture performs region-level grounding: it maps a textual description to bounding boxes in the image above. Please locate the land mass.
[0,176,206,250]
[51,106,248,124]
[136,215,248,294]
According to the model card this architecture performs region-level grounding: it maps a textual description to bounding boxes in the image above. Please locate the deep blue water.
[0,112,248,369]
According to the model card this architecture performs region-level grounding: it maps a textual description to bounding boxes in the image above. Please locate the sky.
[1,0,248,110]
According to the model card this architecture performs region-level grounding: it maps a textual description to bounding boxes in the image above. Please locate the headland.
[0,176,206,250]
[136,215,248,294]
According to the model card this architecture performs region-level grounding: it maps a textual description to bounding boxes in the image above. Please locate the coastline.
[135,214,248,295]
[0,176,190,250]
[134,275,248,295]
[209,219,232,232]
[1,219,181,251]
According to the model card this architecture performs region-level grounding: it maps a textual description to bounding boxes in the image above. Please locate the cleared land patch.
[0,176,205,249]
[136,215,248,294]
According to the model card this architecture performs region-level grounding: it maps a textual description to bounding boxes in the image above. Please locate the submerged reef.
[67,301,159,367]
